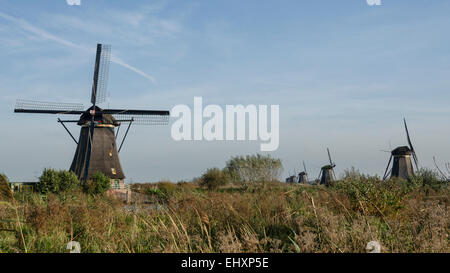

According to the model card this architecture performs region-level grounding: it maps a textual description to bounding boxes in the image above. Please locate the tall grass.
[0,176,448,253]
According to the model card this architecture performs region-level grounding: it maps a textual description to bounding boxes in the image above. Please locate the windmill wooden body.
[383,119,419,181]
[14,44,170,188]
[390,146,414,179]
[298,161,309,184]
[69,107,125,182]
[286,174,298,183]
[319,148,336,186]
[298,172,308,183]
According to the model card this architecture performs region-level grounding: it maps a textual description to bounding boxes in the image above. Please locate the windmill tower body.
[383,119,419,181]
[298,172,308,183]
[319,148,336,186]
[390,146,414,180]
[320,167,334,186]
[298,161,309,184]
[70,107,125,187]
[286,175,298,183]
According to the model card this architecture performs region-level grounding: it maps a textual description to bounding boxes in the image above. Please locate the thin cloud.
[111,55,156,83]
[0,10,156,83]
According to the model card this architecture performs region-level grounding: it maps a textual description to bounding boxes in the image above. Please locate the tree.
[200,168,230,190]
[83,171,111,195]
[225,154,283,183]
[36,169,79,194]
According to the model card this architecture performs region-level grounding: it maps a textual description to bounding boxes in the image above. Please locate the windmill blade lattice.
[404,118,419,170]
[113,113,169,125]
[95,44,111,104]
[15,99,84,114]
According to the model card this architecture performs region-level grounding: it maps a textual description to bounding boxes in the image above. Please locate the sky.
[1,0,449,182]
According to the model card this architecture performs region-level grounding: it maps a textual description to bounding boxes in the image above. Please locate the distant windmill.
[285,168,299,184]
[285,170,298,183]
[382,119,419,181]
[318,148,336,186]
[14,44,170,187]
[298,161,308,184]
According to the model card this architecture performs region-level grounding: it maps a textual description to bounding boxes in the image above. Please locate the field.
[0,173,448,253]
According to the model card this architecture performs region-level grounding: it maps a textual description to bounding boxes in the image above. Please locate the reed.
[0,176,448,253]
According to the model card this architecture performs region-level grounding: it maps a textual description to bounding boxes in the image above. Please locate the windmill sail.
[91,44,111,105]
[108,109,170,125]
[96,44,111,104]
[14,99,84,114]
[327,148,333,166]
[404,118,419,170]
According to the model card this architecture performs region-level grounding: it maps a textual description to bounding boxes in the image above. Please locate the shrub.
[332,176,411,215]
[0,173,12,200]
[36,169,80,194]
[146,188,169,203]
[142,182,179,203]
[341,167,365,180]
[200,168,230,190]
[410,168,446,191]
[157,181,178,195]
[83,172,111,195]
[225,154,283,183]
[0,173,8,182]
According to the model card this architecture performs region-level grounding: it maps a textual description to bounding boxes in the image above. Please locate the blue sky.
[1,0,449,182]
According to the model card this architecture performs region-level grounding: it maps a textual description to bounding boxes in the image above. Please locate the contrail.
[0,11,156,83]
[111,55,156,83]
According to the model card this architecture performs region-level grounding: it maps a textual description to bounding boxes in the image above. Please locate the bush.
[0,173,12,200]
[0,173,8,182]
[341,167,365,180]
[143,182,179,203]
[200,168,230,190]
[83,172,111,195]
[225,154,283,183]
[332,176,411,215]
[36,169,80,194]
[410,168,446,191]
[157,181,178,195]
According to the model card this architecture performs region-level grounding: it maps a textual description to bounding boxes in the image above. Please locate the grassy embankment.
[0,174,448,253]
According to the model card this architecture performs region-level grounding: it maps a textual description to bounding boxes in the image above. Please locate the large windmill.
[318,148,336,186]
[382,119,419,181]
[14,44,170,187]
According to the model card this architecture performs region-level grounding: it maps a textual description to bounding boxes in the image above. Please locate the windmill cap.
[78,106,119,126]
[392,146,412,156]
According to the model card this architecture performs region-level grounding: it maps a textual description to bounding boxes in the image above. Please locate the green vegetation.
[200,168,230,190]
[83,172,111,195]
[0,161,448,253]
[0,173,8,183]
[0,168,448,253]
[36,169,80,194]
[225,154,283,183]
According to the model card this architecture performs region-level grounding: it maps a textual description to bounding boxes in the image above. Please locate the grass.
[0,176,448,253]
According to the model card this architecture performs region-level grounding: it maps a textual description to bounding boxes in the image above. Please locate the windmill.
[318,148,336,186]
[382,119,419,181]
[14,44,170,187]
[285,171,298,183]
[298,161,308,184]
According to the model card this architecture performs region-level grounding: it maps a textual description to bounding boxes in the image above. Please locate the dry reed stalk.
[0,176,27,253]
[169,207,192,252]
